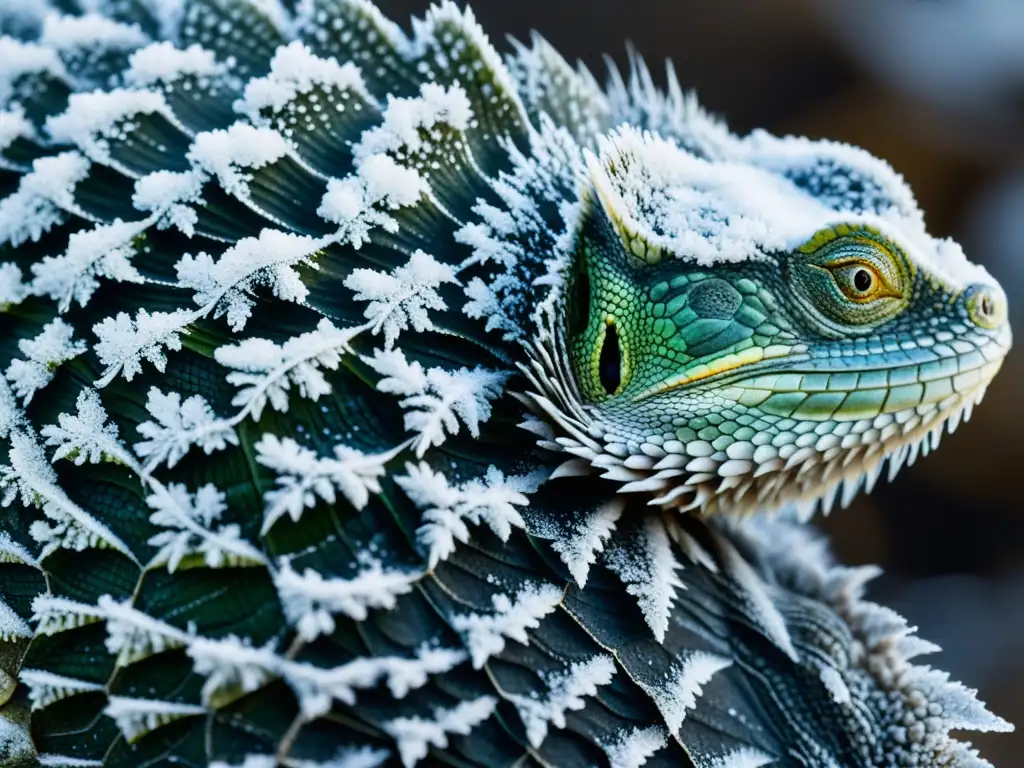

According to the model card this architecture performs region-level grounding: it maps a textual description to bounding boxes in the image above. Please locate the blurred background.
[372,0,1024,759]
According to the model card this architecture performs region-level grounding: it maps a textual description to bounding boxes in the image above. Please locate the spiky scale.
[0,2,1013,768]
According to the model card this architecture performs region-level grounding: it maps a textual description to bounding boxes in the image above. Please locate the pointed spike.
[841,475,863,507]
[550,458,592,479]
[887,444,908,482]
[863,460,884,495]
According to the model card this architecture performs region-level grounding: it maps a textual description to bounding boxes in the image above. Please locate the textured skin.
[0,2,1014,768]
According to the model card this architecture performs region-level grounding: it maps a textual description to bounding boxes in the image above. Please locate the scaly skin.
[0,2,1013,767]
[524,127,1012,517]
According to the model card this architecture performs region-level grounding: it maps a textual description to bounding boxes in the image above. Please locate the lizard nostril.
[965,285,1006,330]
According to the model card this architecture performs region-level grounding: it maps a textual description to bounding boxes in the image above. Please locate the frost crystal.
[255,434,393,533]
[235,40,372,122]
[103,697,205,743]
[283,646,469,717]
[31,219,147,310]
[397,462,540,567]
[40,13,149,55]
[354,82,472,159]
[45,89,170,165]
[187,635,279,706]
[41,389,123,466]
[92,309,193,386]
[100,595,191,665]
[187,123,289,199]
[0,597,31,641]
[5,319,87,404]
[126,42,223,87]
[383,697,497,768]
[0,530,39,568]
[703,748,775,768]
[177,229,323,330]
[0,151,90,247]
[134,387,238,471]
[602,726,668,768]
[0,107,33,156]
[510,654,617,747]
[640,651,732,735]
[317,154,426,247]
[367,349,508,456]
[146,482,263,572]
[20,669,104,711]
[0,262,28,308]
[215,319,357,420]
[30,595,105,637]
[548,501,623,587]
[604,517,685,642]
[598,729,671,768]
[0,37,68,106]
[344,250,458,348]
[132,169,205,235]
[4,429,133,559]
[275,558,417,641]
[451,584,563,668]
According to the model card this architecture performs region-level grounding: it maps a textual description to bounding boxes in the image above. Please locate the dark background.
[373,0,1024,760]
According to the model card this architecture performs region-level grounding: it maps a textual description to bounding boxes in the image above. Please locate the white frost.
[177,229,323,330]
[132,169,205,235]
[275,558,417,641]
[0,262,28,308]
[603,517,685,643]
[187,123,289,199]
[45,89,170,165]
[41,13,149,55]
[510,654,616,747]
[31,218,148,310]
[126,42,223,87]
[317,154,426,248]
[354,82,472,160]
[397,462,540,567]
[450,583,562,668]
[0,151,90,247]
[602,726,668,768]
[366,349,507,457]
[344,249,458,348]
[639,651,732,735]
[134,387,238,471]
[103,696,204,742]
[255,434,393,533]
[0,37,68,106]
[5,319,86,404]
[235,40,371,121]
[383,696,497,768]
[146,482,262,572]
[214,318,357,420]
[92,308,193,386]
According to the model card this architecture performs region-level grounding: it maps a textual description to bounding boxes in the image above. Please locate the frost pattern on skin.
[0,1,1012,767]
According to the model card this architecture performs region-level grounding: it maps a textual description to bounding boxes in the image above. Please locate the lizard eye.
[791,227,912,329]
[827,262,898,303]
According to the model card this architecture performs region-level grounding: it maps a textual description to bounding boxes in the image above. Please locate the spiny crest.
[0,1,1010,767]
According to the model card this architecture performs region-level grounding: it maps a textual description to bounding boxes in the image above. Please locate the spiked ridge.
[0,1,1012,767]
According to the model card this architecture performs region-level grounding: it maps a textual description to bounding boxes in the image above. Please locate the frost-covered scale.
[0,1,1013,767]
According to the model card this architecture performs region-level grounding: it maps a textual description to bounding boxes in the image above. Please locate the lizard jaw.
[518,309,1008,520]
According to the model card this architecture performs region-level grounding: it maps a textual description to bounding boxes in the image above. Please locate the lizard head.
[547,126,1011,517]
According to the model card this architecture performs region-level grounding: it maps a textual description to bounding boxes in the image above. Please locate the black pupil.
[599,322,621,395]
[853,269,873,292]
